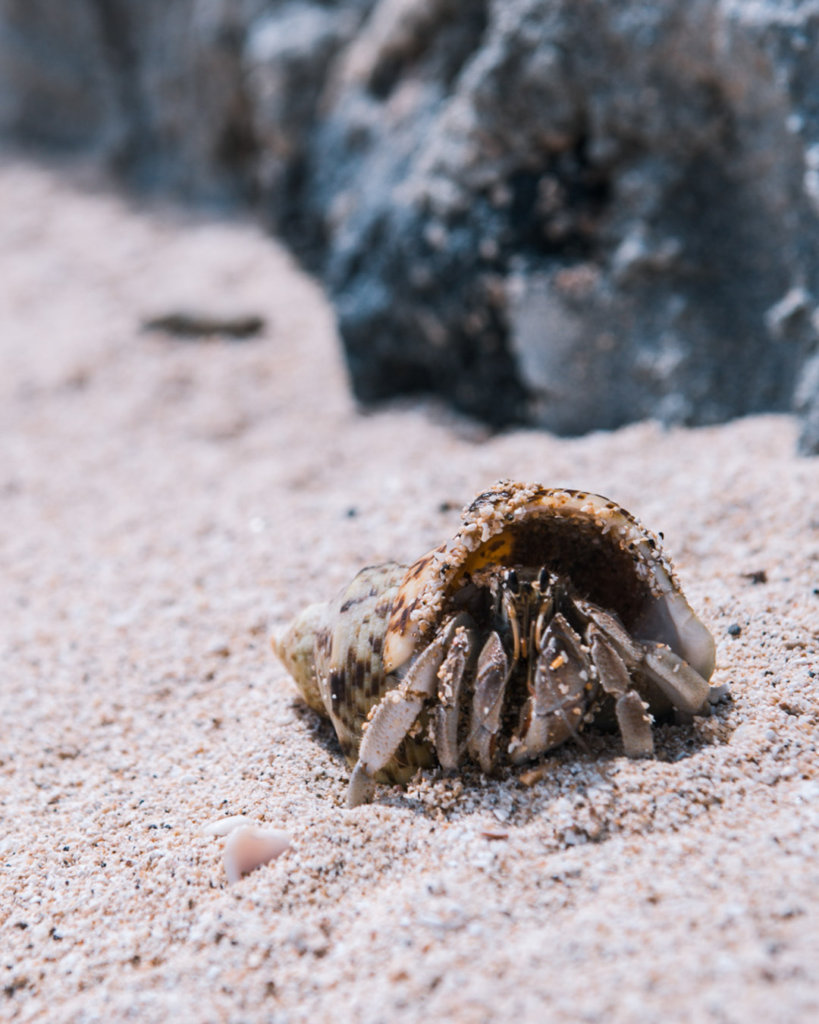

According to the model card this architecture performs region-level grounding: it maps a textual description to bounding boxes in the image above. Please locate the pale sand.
[1,157,818,1024]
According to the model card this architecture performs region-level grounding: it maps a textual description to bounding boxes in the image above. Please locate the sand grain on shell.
[1,156,818,1023]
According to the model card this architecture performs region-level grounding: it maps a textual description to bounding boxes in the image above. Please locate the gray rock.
[1,0,818,448]
[795,349,819,455]
[0,0,369,202]
[305,0,819,438]
[0,0,115,151]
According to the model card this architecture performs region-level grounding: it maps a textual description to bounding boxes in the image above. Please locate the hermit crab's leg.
[573,598,642,667]
[588,626,630,696]
[614,692,655,757]
[579,597,710,724]
[432,620,478,772]
[346,621,454,807]
[588,626,654,758]
[467,632,511,774]
[508,613,592,766]
[640,641,711,715]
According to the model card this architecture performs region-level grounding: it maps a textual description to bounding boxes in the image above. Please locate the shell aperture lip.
[384,483,712,679]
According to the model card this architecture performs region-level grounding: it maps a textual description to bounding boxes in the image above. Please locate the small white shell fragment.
[200,814,252,837]
[223,826,291,884]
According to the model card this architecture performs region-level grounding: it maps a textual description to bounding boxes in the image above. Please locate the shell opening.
[455,513,654,631]
[445,508,713,682]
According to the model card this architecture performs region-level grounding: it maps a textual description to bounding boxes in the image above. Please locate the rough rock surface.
[2,0,818,449]
[305,0,819,446]
[0,0,371,201]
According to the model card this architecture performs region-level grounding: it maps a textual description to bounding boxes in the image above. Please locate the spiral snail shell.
[274,482,720,806]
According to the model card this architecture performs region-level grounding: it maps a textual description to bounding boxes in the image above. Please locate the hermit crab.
[274,482,720,807]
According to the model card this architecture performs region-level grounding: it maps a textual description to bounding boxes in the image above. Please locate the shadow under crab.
[274,482,723,807]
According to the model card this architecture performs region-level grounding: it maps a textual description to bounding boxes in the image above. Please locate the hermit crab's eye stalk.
[274,482,722,807]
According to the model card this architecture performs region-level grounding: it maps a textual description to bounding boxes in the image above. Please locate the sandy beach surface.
[1,156,818,1024]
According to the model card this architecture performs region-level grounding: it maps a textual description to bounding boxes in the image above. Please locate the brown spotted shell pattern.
[274,482,719,804]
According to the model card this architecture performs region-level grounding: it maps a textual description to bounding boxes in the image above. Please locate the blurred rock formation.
[2,0,818,452]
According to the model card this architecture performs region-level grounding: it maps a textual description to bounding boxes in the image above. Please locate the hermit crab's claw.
[508,613,591,766]
[640,641,712,715]
[467,631,512,774]
[272,602,328,715]
[633,577,717,682]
